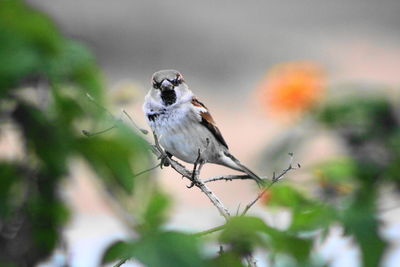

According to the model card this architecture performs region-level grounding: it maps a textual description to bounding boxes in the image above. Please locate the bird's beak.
[160,79,174,91]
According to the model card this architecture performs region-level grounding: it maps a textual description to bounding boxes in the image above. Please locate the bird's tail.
[222,151,264,186]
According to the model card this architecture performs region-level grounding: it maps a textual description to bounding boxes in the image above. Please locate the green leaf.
[104,232,206,267]
[312,158,357,200]
[289,205,336,232]
[220,216,266,255]
[12,102,69,177]
[0,0,63,93]
[133,232,205,267]
[267,184,313,209]
[340,185,386,267]
[316,95,398,148]
[262,223,313,263]
[78,137,136,192]
[47,40,103,100]
[220,216,313,263]
[102,241,132,263]
[51,90,85,127]
[137,191,171,233]
[77,125,149,193]
[315,157,356,182]
[0,163,22,218]
[207,251,244,267]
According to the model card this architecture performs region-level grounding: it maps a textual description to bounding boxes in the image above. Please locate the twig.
[192,224,226,237]
[241,154,300,216]
[151,132,231,220]
[122,109,148,135]
[84,103,299,267]
[82,125,116,137]
[113,259,128,267]
[203,174,267,183]
[196,181,231,220]
[133,163,162,178]
[84,94,149,137]
[86,93,115,118]
[149,131,260,263]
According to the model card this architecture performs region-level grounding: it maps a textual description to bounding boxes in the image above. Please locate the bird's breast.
[146,106,219,163]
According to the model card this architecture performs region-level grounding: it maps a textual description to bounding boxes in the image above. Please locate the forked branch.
[84,95,299,267]
[241,153,300,216]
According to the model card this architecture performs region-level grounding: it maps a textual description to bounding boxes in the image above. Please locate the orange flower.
[257,61,325,118]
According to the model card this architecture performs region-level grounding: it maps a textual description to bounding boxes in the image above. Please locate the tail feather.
[222,151,264,185]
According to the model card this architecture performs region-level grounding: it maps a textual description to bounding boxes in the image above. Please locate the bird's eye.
[153,81,160,89]
[172,77,182,86]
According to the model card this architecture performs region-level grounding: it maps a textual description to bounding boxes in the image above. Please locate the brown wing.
[191,97,229,149]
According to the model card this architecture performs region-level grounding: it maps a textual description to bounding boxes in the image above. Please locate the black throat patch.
[161,90,177,106]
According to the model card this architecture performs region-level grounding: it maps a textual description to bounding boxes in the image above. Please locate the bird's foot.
[187,178,201,188]
[160,156,170,168]
[187,148,205,188]
[159,151,173,168]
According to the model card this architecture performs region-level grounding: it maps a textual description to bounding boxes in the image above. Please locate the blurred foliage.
[0,0,149,265]
[313,95,399,266]
[256,61,399,265]
[258,90,399,266]
[1,1,399,267]
[104,190,205,267]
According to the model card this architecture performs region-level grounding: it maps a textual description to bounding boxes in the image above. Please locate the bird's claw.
[187,170,201,188]
[186,181,195,188]
[186,178,200,188]
[160,156,170,167]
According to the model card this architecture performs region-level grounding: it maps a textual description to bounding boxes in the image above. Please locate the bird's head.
[150,69,190,106]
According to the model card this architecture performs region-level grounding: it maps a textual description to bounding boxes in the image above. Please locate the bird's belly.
[160,133,200,163]
[154,118,219,164]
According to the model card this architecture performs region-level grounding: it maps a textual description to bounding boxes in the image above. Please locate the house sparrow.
[143,69,262,184]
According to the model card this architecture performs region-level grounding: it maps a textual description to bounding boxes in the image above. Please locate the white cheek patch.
[174,86,193,104]
[143,91,164,114]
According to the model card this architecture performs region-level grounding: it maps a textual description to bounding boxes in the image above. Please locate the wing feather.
[191,97,229,149]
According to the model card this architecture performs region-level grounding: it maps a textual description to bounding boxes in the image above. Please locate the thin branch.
[196,181,231,220]
[192,224,226,237]
[82,125,116,137]
[148,131,259,264]
[113,259,128,267]
[241,154,300,216]
[84,94,149,137]
[85,99,238,265]
[203,174,267,184]
[122,109,148,135]
[84,104,300,267]
[148,132,231,220]
[133,163,162,178]
[86,93,115,118]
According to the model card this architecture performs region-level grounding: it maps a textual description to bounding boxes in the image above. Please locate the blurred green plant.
[257,93,399,266]
[314,95,399,266]
[0,0,149,265]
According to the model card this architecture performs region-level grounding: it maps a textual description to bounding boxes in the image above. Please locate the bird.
[143,69,263,184]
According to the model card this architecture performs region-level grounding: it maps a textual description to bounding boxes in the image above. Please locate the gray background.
[29,0,400,98]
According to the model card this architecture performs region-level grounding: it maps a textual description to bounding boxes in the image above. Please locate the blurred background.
[30,0,400,91]
[1,0,400,266]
